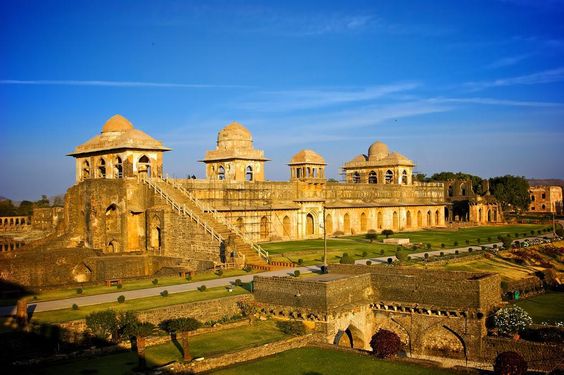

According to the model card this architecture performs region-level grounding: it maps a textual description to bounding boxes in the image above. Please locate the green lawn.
[262,224,546,266]
[515,292,564,323]
[32,286,249,323]
[1,268,256,307]
[35,320,288,374]
[212,347,454,375]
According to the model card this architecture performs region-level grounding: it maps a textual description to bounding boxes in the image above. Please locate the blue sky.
[1,0,564,200]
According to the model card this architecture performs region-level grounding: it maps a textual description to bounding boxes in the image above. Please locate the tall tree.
[489,175,530,212]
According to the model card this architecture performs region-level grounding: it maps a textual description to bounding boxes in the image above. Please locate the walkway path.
[0,236,551,315]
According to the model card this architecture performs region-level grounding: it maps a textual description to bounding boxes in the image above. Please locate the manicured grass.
[32,286,249,323]
[36,320,288,374]
[213,347,454,375]
[263,224,546,266]
[2,269,255,306]
[515,292,564,323]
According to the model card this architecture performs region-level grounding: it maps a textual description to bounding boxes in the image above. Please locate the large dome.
[218,121,252,141]
[102,114,134,133]
[368,141,389,161]
[289,149,326,165]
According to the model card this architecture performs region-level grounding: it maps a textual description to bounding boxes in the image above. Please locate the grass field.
[0,268,256,307]
[515,293,564,323]
[213,347,454,375]
[36,320,287,374]
[32,286,249,323]
[262,224,547,265]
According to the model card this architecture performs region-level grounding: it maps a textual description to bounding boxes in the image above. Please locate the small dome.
[102,114,134,133]
[218,121,252,143]
[368,141,389,160]
[352,154,368,162]
[289,149,326,165]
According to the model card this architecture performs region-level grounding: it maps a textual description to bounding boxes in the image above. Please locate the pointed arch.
[360,212,367,232]
[283,216,291,237]
[218,165,225,180]
[427,210,432,226]
[385,170,394,184]
[393,211,399,230]
[306,213,315,235]
[401,170,408,185]
[114,156,123,178]
[325,214,333,235]
[417,210,423,227]
[97,158,106,178]
[435,210,439,225]
[81,160,90,180]
[352,172,360,183]
[260,216,269,239]
[368,171,377,184]
[138,155,151,177]
[377,211,383,230]
[343,213,351,233]
[246,166,253,181]
[150,216,162,250]
[406,211,412,228]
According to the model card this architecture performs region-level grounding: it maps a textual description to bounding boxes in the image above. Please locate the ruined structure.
[528,185,563,215]
[254,264,501,362]
[443,179,504,225]
[2,115,449,286]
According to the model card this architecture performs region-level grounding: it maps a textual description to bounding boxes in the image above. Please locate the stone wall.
[482,337,564,372]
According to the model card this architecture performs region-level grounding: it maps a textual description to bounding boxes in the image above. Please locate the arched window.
[325,214,333,235]
[352,172,361,183]
[283,216,290,237]
[82,160,90,180]
[393,211,398,230]
[460,184,467,196]
[406,211,412,228]
[105,204,119,233]
[360,212,367,232]
[435,210,439,225]
[417,210,422,227]
[448,185,454,197]
[97,158,106,178]
[343,213,351,233]
[138,155,151,177]
[114,157,123,178]
[426,210,431,226]
[218,166,225,180]
[296,168,302,178]
[541,204,546,210]
[306,213,315,235]
[246,166,253,181]
[401,170,408,185]
[377,211,383,229]
[385,170,393,184]
[368,171,377,184]
[260,216,269,239]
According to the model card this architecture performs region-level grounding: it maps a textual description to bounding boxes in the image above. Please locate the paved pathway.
[1,235,552,316]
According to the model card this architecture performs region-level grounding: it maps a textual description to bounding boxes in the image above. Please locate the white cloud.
[464,67,564,91]
[486,54,531,69]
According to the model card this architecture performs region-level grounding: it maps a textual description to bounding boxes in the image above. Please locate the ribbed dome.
[368,141,389,160]
[289,149,326,165]
[102,114,134,133]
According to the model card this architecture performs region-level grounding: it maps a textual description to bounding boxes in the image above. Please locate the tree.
[395,249,407,264]
[85,310,119,342]
[125,322,155,370]
[501,236,513,249]
[489,175,530,212]
[340,253,355,264]
[413,173,427,182]
[275,320,306,336]
[429,171,484,194]
[494,306,532,337]
[163,317,202,361]
[366,230,378,243]
[382,229,394,238]
[493,351,527,375]
[370,329,401,358]
[35,194,50,208]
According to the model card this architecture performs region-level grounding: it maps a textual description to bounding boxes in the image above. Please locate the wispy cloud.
[427,96,563,108]
[464,67,564,91]
[486,54,531,69]
[0,80,251,89]
[236,83,419,112]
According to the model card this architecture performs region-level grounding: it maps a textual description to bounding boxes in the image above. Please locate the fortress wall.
[254,276,330,311]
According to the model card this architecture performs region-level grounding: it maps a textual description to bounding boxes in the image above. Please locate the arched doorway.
[82,160,90,180]
[150,216,161,250]
[406,211,412,228]
[393,211,398,230]
[236,217,244,232]
[260,216,269,239]
[97,158,106,178]
[325,214,333,235]
[218,166,225,180]
[385,170,393,184]
[360,212,367,232]
[334,325,365,349]
[435,210,439,225]
[306,213,315,236]
[343,213,351,233]
[377,211,383,230]
[114,156,123,178]
[283,216,291,237]
[138,155,151,177]
[427,210,432,226]
[417,211,422,227]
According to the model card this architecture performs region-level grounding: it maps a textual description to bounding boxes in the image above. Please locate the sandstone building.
[528,185,563,215]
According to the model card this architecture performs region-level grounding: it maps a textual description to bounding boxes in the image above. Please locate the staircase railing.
[139,175,224,245]
[161,175,270,262]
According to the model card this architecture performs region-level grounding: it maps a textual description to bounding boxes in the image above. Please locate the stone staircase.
[140,176,271,269]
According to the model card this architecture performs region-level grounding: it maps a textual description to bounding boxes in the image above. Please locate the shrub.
[488,237,492,242]
[370,329,401,358]
[493,351,527,375]
[380,249,385,255]
[439,251,444,257]
[465,239,470,245]
[276,320,306,336]
[340,253,355,264]
[243,265,252,272]
[522,233,526,237]
[160,290,169,297]
[441,243,445,249]
[382,229,394,238]
[494,306,532,337]
[216,269,224,277]
[426,243,432,250]
[366,230,378,243]
[86,310,118,341]
[197,285,207,292]
[468,247,473,253]
[407,256,411,261]
[117,295,125,303]
[72,303,79,310]
[453,241,458,246]
[537,230,542,235]
[424,253,429,260]
[501,236,513,249]
[395,250,407,263]
[387,257,393,265]
[514,233,519,238]
[362,251,368,257]
[76,287,83,294]
[237,301,257,318]
[152,278,158,285]
[477,238,481,243]
[234,279,243,286]
[530,230,535,235]
[366,260,372,265]
[297,258,304,265]
[455,250,459,255]
[117,283,123,289]
[293,270,301,277]
[162,317,201,334]
[185,274,192,281]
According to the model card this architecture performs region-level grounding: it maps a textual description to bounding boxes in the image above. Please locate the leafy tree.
[382,229,394,238]
[429,171,484,194]
[493,351,527,375]
[395,249,407,263]
[162,317,202,361]
[370,329,401,358]
[275,320,306,336]
[18,200,34,215]
[86,310,119,342]
[501,236,513,249]
[340,253,355,264]
[494,306,532,337]
[35,195,50,208]
[489,175,530,212]
[125,322,155,370]
[413,173,427,182]
[365,230,378,243]
[327,178,339,183]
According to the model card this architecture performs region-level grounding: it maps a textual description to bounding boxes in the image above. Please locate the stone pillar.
[16,297,29,328]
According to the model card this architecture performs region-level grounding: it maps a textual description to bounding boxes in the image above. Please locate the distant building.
[528,185,563,215]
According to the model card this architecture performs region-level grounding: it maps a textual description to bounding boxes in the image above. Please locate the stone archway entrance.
[333,325,365,349]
